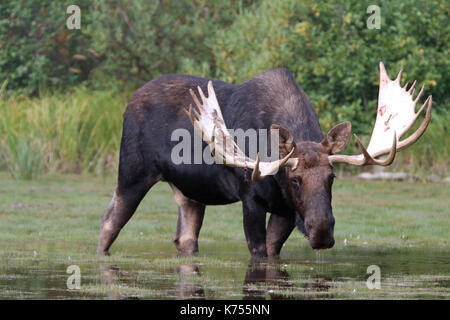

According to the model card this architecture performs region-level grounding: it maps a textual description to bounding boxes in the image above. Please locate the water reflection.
[98,263,140,300]
[169,258,332,300]
[1,235,449,300]
[98,263,125,300]
[243,257,292,299]
[242,257,332,299]
[92,246,450,300]
[174,264,205,300]
[98,258,336,300]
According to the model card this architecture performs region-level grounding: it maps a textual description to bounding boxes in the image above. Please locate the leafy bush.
[86,0,254,87]
[2,1,448,125]
[211,0,449,133]
[0,0,96,95]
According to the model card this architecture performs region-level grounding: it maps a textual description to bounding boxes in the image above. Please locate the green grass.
[0,173,447,248]
[0,173,448,299]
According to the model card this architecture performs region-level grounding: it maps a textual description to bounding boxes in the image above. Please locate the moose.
[97,62,432,257]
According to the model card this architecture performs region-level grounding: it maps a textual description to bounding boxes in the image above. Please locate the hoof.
[174,238,198,256]
[177,247,199,257]
[250,250,268,259]
[97,249,110,256]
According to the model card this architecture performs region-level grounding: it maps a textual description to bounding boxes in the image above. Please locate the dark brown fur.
[98,69,351,257]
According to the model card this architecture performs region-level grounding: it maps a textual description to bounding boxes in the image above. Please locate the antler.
[186,81,297,181]
[329,61,432,166]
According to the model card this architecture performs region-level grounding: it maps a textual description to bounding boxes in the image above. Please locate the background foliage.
[0,0,448,178]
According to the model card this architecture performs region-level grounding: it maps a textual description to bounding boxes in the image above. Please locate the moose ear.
[271,124,296,157]
[322,121,352,154]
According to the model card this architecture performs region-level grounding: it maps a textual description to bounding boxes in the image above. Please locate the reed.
[0,85,447,179]
[0,86,129,179]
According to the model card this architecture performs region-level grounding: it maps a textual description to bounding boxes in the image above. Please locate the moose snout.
[309,233,335,250]
[305,216,335,250]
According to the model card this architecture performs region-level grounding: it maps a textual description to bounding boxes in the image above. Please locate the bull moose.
[97,62,432,257]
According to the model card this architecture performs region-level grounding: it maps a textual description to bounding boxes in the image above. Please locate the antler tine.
[210,124,216,148]
[189,88,206,114]
[197,85,207,104]
[407,80,417,94]
[355,132,397,166]
[186,104,196,123]
[395,69,403,84]
[405,93,430,132]
[251,147,296,181]
[189,88,199,107]
[279,147,296,167]
[414,84,425,104]
[397,95,432,151]
[207,80,215,99]
[251,153,261,181]
[415,94,431,117]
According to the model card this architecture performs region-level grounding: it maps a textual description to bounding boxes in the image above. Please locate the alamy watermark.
[366,265,381,289]
[66,5,81,30]
[367,5,381,30]
[171,128,281,169]
[66,265,81,290]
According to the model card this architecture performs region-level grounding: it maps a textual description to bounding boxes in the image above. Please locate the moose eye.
[291,177,302,188]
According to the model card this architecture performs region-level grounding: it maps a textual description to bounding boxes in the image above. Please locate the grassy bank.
[0,88,448,179]
[0,173,448,299]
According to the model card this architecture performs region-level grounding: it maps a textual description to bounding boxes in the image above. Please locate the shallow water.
[0,240,448,300]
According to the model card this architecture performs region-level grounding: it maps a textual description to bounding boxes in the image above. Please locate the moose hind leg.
[170,183,205,256]
[97,178,157,255]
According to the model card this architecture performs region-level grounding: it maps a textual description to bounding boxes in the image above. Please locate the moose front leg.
[243,200,267,257]
[266,213,295,256]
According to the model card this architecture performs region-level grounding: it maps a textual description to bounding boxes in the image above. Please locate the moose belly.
[163,163,241,205]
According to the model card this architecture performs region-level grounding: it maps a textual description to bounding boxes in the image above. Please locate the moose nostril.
[310,237,335,250]
[328,238,335,248]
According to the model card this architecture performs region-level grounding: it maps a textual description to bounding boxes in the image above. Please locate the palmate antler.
[328,62,432,166]
[186,81,298,181]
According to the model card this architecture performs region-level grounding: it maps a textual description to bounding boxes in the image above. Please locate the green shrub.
[211,0,449,134]
[86,0,254,87]
[0,0,95,95]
